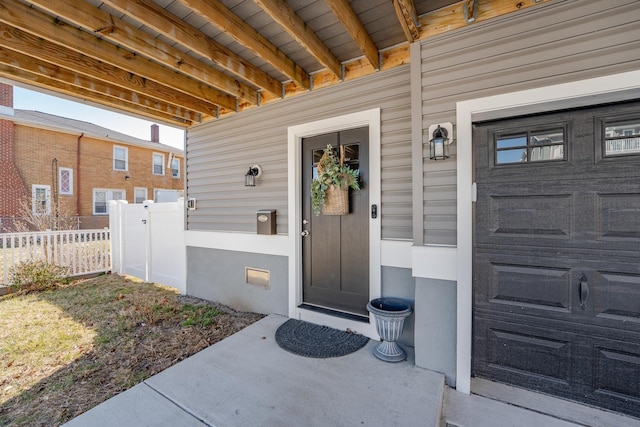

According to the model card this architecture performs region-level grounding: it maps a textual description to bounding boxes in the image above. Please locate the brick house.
[0,84,183,231]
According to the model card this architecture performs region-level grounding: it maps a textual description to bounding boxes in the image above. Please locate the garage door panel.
[597,192,640,240]
[484,261,572,313]
[474,317,577,391]
[488,328,572,383]
[594,271,640,324]
[475,251,583,319]
[592,339,640,416]
[477,188,640,252]
[488,194,572,238]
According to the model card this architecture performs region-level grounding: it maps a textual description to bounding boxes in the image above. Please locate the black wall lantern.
[429,125,450,160]
[244,165,263,187]
[429,123,453,160]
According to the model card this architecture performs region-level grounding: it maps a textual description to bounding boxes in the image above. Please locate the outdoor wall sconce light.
[125,175,131,181]
[244,165,263,187]
[428,123,453,161]
[186,198,197,210]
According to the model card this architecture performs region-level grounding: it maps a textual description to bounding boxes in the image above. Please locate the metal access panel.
[256,209,276,235]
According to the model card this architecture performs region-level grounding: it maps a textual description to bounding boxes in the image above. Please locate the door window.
[603,119,640,156]
[495,127,566,165]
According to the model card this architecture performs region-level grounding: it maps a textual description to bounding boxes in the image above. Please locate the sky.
[12,86,186,150]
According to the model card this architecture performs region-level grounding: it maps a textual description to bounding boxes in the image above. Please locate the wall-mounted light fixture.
[428,123,453,161]
[125,175,131,181]
[244,165,263,187]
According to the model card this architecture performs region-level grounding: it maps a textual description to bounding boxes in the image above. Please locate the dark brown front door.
[472,101,640,417]
[301,127,369,317]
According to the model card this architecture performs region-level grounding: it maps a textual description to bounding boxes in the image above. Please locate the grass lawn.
[0,274,263,426]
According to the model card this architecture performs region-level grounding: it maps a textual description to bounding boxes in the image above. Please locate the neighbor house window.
[153,153,164,175]
[603,119,640,157]
[114,146,128,171]
[172,157,180,178]
[495,127,567,165]
[134,187,148,204]
[32,184,50,215]
[93,189,125,215]
[59,167,73,195]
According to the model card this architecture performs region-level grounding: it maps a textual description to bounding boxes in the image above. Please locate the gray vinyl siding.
[419,0,640,245]
[187,66,412,239]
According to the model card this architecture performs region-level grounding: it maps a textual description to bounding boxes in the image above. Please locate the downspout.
[52,157,58,230]
[76,133,83,219]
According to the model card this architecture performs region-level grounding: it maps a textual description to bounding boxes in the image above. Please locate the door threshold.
[298,304,369,323]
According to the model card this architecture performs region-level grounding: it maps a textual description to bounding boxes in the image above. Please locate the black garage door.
[473,101,640,417]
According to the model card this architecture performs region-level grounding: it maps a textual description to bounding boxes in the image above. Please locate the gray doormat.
[275,319,369,358]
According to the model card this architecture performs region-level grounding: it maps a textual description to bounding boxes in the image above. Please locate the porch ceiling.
[0,0,551,127]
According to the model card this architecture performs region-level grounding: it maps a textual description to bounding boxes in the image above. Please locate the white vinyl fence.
[1,229,111,285]
[109,200,185,294]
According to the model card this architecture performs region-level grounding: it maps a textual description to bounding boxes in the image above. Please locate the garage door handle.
[579,274,589,309]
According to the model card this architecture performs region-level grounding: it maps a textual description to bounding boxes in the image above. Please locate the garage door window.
[495,127,566,165]
[604,120,640,157]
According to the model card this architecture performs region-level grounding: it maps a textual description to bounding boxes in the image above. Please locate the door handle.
[579,274,589,309]
[301,230,309,237]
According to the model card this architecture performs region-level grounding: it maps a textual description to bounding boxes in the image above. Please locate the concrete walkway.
[64,314,640,427]
[64,315,445,427]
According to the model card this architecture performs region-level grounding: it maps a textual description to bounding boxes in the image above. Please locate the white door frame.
[287,108,381,339]
[455,70,640,394]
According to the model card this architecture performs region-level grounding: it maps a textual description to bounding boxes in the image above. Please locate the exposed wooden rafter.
[0,0,553,125]
[27,0,257,105]
[0,46,199,125]
[324,0,380,71]
[0,64,195,126]
[100,0,281,96]
[393,0,421,43]
[0,22,219,116]
[255,0,342,78]
[0,0,234,112]
[178,0,310,89]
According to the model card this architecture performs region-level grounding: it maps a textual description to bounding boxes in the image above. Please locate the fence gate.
[109,200,185,293]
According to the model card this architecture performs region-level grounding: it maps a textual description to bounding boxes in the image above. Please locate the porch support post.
[410,41,424,246]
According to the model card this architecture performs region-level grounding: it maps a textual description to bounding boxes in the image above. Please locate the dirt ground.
[0,274,263,426]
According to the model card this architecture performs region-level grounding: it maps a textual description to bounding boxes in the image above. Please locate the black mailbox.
[257,209,276,235]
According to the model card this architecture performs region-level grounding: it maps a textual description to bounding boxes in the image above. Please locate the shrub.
[9,260,68,293]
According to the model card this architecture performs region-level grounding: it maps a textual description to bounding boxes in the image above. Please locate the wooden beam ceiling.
[0,0,553,126]
[0,46,199,124]
[0,0,234,112]
[0,64,195,126]
[178,0,310,88]
[255,0,342,78]
[325,0,380,71]
[393,0,421,43]
[27,0,257,105]
[100,0,282,96]
[0,22,218,115]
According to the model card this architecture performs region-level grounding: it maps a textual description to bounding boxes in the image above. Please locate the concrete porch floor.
[64,315,640,427]
[64,315,444,426]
